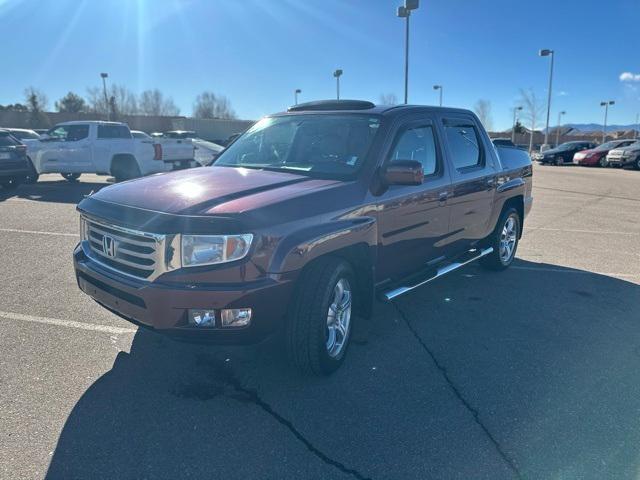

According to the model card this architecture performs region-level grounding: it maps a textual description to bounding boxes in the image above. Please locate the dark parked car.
[532,141,596,165]
[492,138,516,147]
[0,129,31,190]
[573,139,637,167]
[74,100,533,375]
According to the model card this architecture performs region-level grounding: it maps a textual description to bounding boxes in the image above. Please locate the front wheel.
[554,156,562,166]
[599,156,608,168]
[481,207,521,271]
[635,158,640,170]
[285,258,355,376]
[61,173,81,182]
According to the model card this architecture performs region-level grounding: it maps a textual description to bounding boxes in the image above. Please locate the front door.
[375,119,452,283]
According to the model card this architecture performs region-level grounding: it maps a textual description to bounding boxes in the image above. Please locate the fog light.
[188,309,215,327]
[220,308,252,328]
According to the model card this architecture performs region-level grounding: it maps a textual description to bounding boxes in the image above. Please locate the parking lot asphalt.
[1,165,639,480]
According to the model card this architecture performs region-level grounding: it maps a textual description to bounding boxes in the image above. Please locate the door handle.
[438,191,449,204]
[486,177,496,189]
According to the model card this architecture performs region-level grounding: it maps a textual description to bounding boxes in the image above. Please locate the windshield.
[555,142,582,152]
[214,114,381,178]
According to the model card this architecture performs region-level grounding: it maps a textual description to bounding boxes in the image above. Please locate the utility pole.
[600,100,614,143]
[539,49,554,148]
[333,69,343,100]
[397,0,419,104]
[100,72,109,121]
[433,85,443,106]
[555,110,566,147]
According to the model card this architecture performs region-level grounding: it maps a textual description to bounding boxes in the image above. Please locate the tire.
[61,173,81,182]
[0,178,22,190]
[635,158,640,170]
[111,157,141,182]
[24,157,39,184]
[554,156,562,166]
[480,207,521,271]
[599,156,608,168]
[285,257,356,376]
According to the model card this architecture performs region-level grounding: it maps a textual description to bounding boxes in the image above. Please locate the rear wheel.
[481,207,521,271]
[285,257,355,375]
[0,177,22,190]
[111,157,141,182]
[61,173,81,182]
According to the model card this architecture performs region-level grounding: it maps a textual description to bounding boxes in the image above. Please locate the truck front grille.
[83,217,170,280]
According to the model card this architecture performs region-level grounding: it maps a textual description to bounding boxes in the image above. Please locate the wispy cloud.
[620,72,640,82]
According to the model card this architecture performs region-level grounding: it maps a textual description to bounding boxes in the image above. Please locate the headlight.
[181,234,253,267]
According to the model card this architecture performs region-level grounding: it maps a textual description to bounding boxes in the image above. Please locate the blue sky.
[1,0,638,130]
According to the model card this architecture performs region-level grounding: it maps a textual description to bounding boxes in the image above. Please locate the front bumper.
[608,155,637,167]
[74,243,297,344]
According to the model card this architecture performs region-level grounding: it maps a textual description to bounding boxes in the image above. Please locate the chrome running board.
[381,247,494,301]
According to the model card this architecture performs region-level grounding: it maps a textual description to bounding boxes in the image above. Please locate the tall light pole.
[539,49,554,148]
[433,85,443,106]
[635,112,639,140]
[397,0,419,104]
[600,100,614,143]
[333,69,343,100]
[555,110,566,146]
[100,72,109,121]
[294,89,301,105]
[512,106,523,144]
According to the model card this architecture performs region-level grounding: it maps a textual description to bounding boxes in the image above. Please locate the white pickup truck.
[28,121,196,182]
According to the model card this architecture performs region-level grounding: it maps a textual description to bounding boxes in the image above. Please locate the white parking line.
[0,311,137,335]
[527,227,638,236]
[511,266,639,278]
[0,228,77,237]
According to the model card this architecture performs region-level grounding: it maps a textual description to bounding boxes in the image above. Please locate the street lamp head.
[295,89,301,94]
[404,0,419,10]
[100,72,108,78]
[433,85,441,90]
[560,110,566,115]
[609,100,615,105]
[516,106,523,111]
[539,49,553,56]
[333,69,343,78]
[396,6,409,17]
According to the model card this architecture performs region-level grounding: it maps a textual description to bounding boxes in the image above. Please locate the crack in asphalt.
[390,301,525,480]
[171,354,373,480]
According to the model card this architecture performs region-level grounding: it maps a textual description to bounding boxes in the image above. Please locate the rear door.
[375,116,452,282]
[438,114,497,253]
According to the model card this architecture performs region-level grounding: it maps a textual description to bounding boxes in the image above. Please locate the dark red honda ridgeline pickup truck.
[74,100,533,375]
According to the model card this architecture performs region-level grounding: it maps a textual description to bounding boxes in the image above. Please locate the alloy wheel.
[499,215,518,263]
[326,278,352,358]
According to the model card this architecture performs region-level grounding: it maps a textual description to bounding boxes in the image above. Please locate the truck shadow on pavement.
[0,178,109,204]
[45,260,640,480]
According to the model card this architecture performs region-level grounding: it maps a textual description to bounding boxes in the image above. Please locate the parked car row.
[0,121,201,189]
[529,139,640,169]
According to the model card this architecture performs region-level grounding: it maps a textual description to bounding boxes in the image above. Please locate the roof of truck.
[280,100,474,118]
[54,121,127,126]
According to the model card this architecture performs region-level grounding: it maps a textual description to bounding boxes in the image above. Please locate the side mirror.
[382,160,424,186]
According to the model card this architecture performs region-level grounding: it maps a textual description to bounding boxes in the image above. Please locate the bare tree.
[379,93,398,105]
[24,87,50,128]
[139,89,180,116]
[193,92,236,119]
[518,88,545,152]
[86,84,138,116]
[473,99,493,131]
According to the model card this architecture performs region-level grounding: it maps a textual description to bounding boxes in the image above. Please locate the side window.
[443,123,482,170]
[98,125,131,139]
[49,125,89,141]
[390,125,438,176]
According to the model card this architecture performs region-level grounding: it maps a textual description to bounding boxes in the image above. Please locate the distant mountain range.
[560,123,639,132]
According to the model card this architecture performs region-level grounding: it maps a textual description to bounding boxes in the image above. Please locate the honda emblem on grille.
[102,235,117,258]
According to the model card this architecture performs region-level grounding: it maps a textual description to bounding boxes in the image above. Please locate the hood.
[88,166,342,216]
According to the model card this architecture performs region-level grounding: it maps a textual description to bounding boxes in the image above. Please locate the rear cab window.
[97,125,132,139]
[442,120,484,171]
